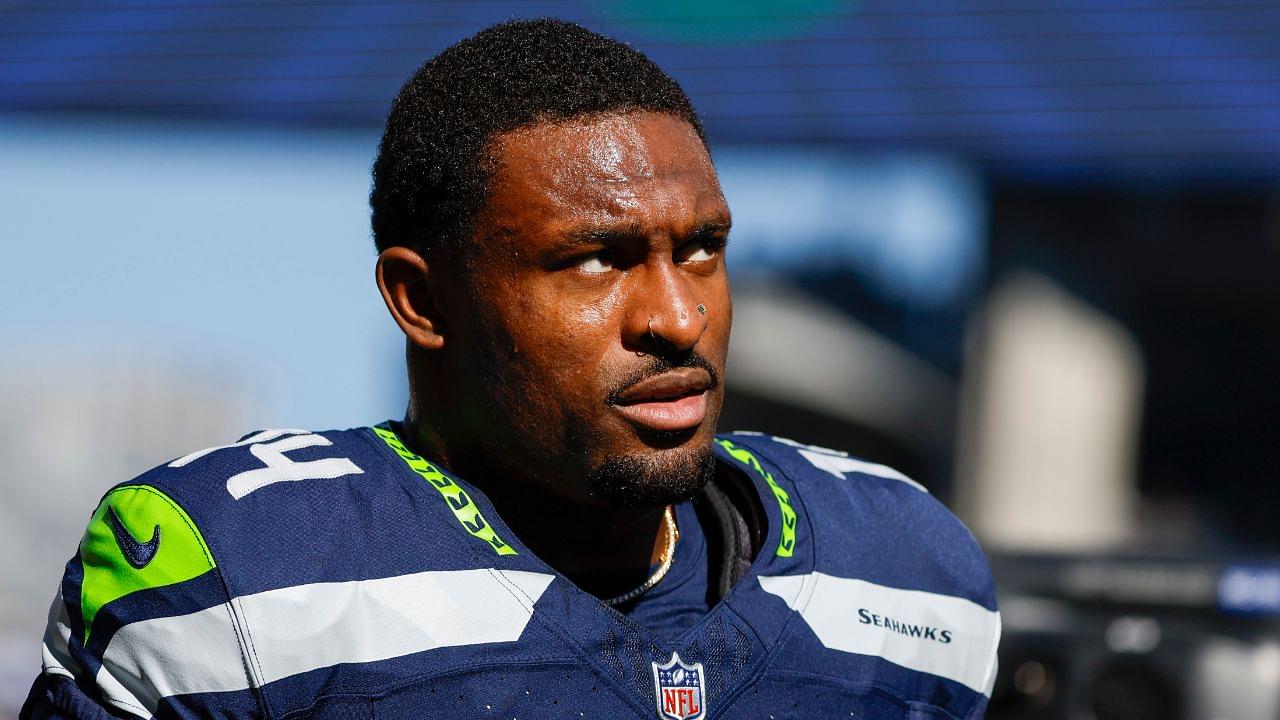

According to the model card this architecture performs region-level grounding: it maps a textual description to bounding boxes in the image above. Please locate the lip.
[610,367,712,432]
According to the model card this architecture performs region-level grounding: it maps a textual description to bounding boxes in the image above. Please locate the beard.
[451,309,723,510]
[583,441,717,509]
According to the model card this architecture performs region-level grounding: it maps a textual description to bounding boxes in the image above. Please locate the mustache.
[605,351,720,405]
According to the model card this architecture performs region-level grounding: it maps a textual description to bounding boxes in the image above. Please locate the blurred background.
[2,1,1279,718]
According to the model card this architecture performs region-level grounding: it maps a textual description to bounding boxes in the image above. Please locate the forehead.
[481,111,725,237]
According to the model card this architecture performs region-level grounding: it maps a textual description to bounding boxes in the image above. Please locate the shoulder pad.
[63,425,381,643]
[42,427,392,718]
[721,431,927,492]
[77,484,215,646]
[722,431,996,611]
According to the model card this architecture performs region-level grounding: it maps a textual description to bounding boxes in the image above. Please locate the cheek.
[718,292,734,352]
[504,280,625,389]
[699,279,733,358]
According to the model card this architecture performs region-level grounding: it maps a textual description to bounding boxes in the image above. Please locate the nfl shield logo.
[651,652,707,720]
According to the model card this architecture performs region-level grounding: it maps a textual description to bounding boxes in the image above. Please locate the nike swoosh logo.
[105,506,161,569]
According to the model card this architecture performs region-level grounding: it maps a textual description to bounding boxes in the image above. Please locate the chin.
[584,440,716,509]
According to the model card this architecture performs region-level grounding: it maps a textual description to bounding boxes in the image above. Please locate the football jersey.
[24,425,1000,720]
[622,500,712,642]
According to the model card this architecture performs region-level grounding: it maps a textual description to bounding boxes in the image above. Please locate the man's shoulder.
[123,425,378,503]
[85,426,380,567]
[715,430,931,497]
[92,424,507,583]
[718,431,1000,707]
[715,430,941,522]
[716,430,996,610]
[45,425,555,719]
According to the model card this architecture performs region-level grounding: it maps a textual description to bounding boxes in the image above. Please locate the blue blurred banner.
[3,0,1280,178]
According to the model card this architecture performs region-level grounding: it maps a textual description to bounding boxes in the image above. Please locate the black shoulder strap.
[695,462,767,604]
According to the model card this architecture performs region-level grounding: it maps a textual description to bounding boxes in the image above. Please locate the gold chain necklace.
[602,506,678,607]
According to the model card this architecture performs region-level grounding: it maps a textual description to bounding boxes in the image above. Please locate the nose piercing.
[648,307,705,336]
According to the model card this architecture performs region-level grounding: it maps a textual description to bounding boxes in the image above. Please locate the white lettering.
[796,449,927,493]
[169,429,308,468]
[225,433,363,499]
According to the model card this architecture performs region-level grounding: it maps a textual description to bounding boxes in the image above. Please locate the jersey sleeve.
[22,482,258,720]
[21,675,119,720]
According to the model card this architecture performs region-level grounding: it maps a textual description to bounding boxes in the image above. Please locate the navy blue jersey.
[624,500,712,643]
[24,425,999,720]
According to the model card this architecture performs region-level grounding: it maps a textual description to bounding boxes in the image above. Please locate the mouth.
[609,367,712,433]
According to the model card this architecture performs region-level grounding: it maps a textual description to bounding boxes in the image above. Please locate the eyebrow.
[560,214,732,247]
[561,220,649,248]
[683,216,733,240]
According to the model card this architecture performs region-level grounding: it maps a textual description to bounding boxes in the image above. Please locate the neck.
[399,412,668,600]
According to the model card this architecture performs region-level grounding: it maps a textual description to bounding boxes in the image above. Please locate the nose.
[623,258,706,354]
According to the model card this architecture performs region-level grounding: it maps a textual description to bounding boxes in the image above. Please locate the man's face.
[443,110,732,509]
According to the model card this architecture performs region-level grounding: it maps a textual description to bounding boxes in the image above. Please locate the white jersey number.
[169,429,364,499]
[771,435,927,493]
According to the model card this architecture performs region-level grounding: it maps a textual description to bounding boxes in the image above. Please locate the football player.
[22,19,999,720]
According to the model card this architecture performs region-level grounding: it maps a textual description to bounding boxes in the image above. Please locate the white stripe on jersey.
[233,568,553,685]
[98,600,248,717]
[94,569,555,717]
[759,572,1000,696]
[41,589,79,681]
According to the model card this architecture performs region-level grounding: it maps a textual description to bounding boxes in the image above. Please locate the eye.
[683,245,717,262]
[676,237,726,264]
[576,252,614,274]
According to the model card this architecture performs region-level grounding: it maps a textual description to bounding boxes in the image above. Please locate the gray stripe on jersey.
[41,589,78,680]
[235,569,554,685]
[94,569,556,715]
[98,600,247,718]
[760,572,1001,696]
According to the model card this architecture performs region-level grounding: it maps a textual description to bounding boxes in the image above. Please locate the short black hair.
[370,18,706,255]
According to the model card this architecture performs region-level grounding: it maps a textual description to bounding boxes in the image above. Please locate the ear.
[376,246,447,351]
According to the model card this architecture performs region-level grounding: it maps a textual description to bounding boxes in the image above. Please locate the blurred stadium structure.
[3,1,1280,718]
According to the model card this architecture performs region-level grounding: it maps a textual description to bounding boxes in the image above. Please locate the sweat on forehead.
[475,112,725,244]
[488,112,711,191]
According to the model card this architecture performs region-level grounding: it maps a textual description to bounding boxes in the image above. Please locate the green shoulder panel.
[79,484,216,642]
